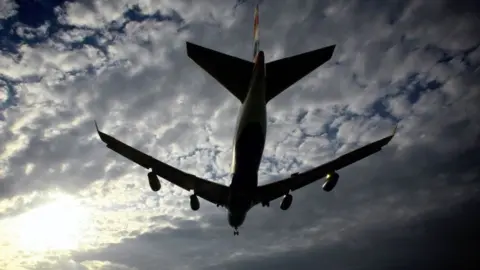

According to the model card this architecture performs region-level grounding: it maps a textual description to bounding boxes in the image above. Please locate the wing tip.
[185,41,201,57]
[383,124,398,145]
[324,44,336,54]
[185,41,194,57]
[392,124,398,137]
[377,124,398,147]
[317,44,336,61]
[94,120,107,142]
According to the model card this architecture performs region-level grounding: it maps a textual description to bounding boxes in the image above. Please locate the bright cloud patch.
[0,0,18,20]
[0,83,8,103]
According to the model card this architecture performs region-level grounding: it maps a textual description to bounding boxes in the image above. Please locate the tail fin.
[253,4,260,62]
[252,2,335,103]
[186,3,335,104]
[185,4,261,104]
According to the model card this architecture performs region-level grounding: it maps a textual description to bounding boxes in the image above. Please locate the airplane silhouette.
[95,5,396,236]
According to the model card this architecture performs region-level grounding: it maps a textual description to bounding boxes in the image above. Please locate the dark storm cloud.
[205,197,480,270]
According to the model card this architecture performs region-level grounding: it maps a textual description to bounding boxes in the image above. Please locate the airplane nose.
[228,211,246,228]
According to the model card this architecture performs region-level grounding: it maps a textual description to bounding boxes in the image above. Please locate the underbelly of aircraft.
[232,122,265,179]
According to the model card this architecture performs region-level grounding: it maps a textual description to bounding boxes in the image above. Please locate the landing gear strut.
[233,227,239,236]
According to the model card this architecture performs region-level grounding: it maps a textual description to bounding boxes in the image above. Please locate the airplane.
[95,5,396,236]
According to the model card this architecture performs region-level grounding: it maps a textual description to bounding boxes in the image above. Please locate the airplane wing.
[94,121,229,206]
[255,126,397,205]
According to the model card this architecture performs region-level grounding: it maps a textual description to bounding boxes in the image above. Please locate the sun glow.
[8,193,91,252]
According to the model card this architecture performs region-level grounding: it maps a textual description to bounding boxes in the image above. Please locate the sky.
[0,0,479,269]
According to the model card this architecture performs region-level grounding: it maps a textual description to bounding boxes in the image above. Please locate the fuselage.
[227,51,267,229]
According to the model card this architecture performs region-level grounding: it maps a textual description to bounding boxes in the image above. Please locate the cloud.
[204,196,480,270]
[0,0,479,269]
[0,0,18,20]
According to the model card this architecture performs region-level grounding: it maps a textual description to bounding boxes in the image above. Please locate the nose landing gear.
[233,227,239,236]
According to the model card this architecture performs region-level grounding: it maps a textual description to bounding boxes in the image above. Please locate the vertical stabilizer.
[253,4,260,62]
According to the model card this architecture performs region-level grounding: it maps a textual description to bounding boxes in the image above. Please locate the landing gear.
[233,227,239,236]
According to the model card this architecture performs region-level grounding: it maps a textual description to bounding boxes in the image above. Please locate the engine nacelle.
[322,172,339,192]
[280,194,293,210]
[148,171,161,192]
[190,194,200,211]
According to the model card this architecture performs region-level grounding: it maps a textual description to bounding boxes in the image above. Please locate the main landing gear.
[234,227,239,236]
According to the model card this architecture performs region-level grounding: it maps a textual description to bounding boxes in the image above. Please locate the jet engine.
[190,194,200,211]
[322,172,339,192]
[148,171,161,192]
[280,194,293,210]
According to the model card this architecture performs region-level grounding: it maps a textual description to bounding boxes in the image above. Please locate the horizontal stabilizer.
[186,42,254,102]
[265,45,336,102]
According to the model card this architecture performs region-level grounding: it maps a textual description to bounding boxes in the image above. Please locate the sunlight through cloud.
[2,192,92,253]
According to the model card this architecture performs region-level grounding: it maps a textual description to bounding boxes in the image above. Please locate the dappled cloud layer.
[0,0,479,269]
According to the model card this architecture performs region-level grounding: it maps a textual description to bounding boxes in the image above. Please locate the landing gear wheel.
[234,227,239,236]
